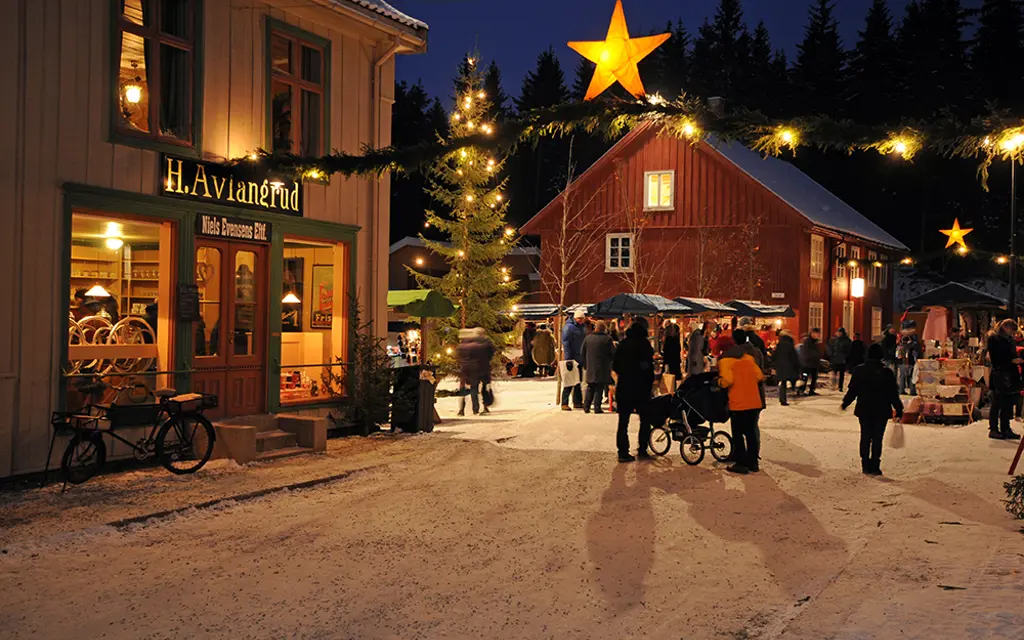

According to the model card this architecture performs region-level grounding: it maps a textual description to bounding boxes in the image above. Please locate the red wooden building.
[520,124,909,339]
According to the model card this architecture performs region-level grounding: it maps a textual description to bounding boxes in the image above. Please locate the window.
[850,246,862,280]
[835,243,847,280]
[880,254,889,289]
[606,233,634,272]
[843,300,855,333]
[867,250,878,287]
[872,307,883,340]
[268,21,329,156]
[115,0,197,146]
[808,302,824,333]
[810,234,824,279]
[644,171,674,211]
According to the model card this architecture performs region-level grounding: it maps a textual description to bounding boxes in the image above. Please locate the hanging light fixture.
[105,237,124,250]
[123,61,143,105]
[85,285,111,298]
[851,278,866,298]
[282,292,301,304]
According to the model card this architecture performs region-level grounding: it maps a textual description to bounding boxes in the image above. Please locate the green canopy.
[387,290,456,319]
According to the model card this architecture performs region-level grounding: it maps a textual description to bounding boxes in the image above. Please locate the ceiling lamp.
[105,237,124,250]
[85,285,111,298]
[282,292,301,304]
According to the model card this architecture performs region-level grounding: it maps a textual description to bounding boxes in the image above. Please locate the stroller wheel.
[709,431,733,463]
[679,435,705,466]
[649,426,672,456]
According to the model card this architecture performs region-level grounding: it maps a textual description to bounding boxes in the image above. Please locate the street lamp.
[1002,134,1024,318]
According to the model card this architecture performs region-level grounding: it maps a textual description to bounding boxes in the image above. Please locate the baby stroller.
[648,372,733,465]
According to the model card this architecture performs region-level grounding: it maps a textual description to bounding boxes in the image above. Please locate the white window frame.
[835,243,847,280]
[810,234,824,279]
[606,233,634,273]
[872,306,883,340]
[643,170,675,211]
[808,302,824,333]
[866,250,878,287]
[850,246,862,280]
[842,300,855,333]
[880,254,889,289]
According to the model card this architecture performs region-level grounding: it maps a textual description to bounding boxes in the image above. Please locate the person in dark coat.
[827,327,853,392]
[987,319,1023,440]
[847,332,866,372]
[561,310,588,410]
[842,343,903,475]
[896,321,922,395]
[738,316,767,361]
[581,320,616,414]
[521,322,537,378]
[772,330,800,406]
[881,324,899,373]
[612,320,655,462]
[532,323,556,377]
[457,328,494,416]
[661,321,682,378]
[800,328,822,396]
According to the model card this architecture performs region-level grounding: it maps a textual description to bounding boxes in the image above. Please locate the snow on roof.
[709,138,909,251]
[329,0,428,30]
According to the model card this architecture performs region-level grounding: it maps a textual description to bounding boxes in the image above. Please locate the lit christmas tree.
[411,56,521,372]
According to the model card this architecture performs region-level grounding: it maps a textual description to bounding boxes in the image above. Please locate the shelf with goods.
[909,357,976,424]
[70,244,162,319]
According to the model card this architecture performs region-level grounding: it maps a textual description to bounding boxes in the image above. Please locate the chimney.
[708,97,726,118]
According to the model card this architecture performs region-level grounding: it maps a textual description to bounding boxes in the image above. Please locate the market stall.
[387,289,456,365]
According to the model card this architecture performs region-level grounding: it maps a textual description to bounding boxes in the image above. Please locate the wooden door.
[192,240,267,418]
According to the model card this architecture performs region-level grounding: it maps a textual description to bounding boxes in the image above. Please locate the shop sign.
[162,155,303,216]
[177,284,202,322]
[195,212,271,244]
[771,292,786,299]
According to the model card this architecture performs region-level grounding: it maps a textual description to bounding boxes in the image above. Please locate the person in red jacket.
[710,326,735,358]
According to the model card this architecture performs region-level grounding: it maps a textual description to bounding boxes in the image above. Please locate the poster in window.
[311,264,333,329]
[282,257,303,332]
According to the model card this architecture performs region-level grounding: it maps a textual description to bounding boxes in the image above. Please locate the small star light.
[776,127,799,151]
[940,218,973,250]
[505,227,515,237]
[568,0,670,100]
[997,256,1009,265]
[681,120,697,138]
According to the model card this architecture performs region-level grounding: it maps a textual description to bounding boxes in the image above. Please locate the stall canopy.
[726,300,796,318]
[674,297,736,314]
[387,290,456,318]
[516,303,561,321]
[588,294,691,318]
[904,282,1006,310]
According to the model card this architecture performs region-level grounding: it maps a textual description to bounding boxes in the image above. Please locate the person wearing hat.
[896,320,922,395]
[827,327,853,392]
[719,328,766,474]
[842,342,903,475]
[560,309,588,410]
[738,316,767,361]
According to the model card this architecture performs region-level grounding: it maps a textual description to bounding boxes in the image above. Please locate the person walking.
[800,328,822,396]
[686,322,709,376]
[456,328,494,416]
[521,322,537,378]
[842,343,903,475]
[738,316,767,361]
[718,329,766,474]
[662,321,683,378]
[561,310,588,410]
[532,323,556,378]
[827,328,853,392]
[581,320,615,414]
[987,319,1023,440]
[772,330,800,406]
[612,320,656,462]
[896,321,922,395]
[847,332,866,372]
[881,324,899,374]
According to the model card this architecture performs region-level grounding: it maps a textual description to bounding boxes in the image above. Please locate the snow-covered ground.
[1,378,1022,639]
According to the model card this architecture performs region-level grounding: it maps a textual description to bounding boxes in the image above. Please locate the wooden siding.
[0,0,403,476]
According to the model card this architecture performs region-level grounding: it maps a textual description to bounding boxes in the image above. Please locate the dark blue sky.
[392,0,914,103]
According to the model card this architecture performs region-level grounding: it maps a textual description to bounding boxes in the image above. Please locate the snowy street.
[1,378,1022,639]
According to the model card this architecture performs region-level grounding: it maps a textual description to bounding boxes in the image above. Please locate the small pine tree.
[322,298,392,435]
[410,55,521,375]
[1006,474,1024,520]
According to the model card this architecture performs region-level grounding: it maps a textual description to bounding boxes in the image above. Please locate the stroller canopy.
[588,294,691,319]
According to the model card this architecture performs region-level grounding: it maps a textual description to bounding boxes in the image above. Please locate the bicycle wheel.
[679,434,705,466]
[648,426,672,456]
[156,413,216,475]
[709,430,734,462]
[60,433,107,485]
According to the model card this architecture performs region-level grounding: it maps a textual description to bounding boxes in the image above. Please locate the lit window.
[835,243,847,280]
[644,171,674,211]
[808,302,824,333]
[850,246,861,279]
[606,233,634,272]
[872,307,883,340]
[880,254,889,289]
[810,234,824,279]
[867,251,878,287]
[269,22,329,156]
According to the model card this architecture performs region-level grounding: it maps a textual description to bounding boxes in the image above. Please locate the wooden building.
[0,0,427,477]
[521,124,909,338]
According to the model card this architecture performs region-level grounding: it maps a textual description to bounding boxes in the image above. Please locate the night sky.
[392,0,916,103]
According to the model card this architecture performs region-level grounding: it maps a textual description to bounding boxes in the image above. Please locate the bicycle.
[46,377,218,487]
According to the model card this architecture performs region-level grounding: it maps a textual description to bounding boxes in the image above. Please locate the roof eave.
[313,0,428,52]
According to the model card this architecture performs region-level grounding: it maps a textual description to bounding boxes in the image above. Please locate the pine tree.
[849,0,899,123]
[411,58,520,371]
[571,57,595,102]
[745,21,787,115]
[644,20,690,98]
[793,0,847,116]
[972,0,1024,109]
[701,0,746,101]
[896,0,969,117]
[688,18,716,99]
[483,61,510,122]
[391,81,448,242]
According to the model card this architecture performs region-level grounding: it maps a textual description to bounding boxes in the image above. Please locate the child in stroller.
[648,372,734,465]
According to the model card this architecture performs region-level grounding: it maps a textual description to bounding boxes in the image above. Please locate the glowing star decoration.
[940,218,973,250]
[567,0,670,101]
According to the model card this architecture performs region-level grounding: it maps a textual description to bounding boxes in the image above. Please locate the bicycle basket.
[165,393,218,415]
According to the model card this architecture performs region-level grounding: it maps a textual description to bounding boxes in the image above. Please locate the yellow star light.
[940,218,973,250]
[568,0,670,101]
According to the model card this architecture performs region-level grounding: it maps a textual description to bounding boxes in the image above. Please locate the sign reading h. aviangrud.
[195,213,271,244]
[162,155,302,216]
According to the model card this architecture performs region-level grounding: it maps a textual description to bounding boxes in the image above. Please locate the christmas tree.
[410,56,521,373]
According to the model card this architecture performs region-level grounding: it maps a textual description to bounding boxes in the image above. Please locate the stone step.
[255,429,297,452]
[254,446,314,462]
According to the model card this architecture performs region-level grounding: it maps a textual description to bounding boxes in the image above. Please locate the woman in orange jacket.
[718,329,765,474]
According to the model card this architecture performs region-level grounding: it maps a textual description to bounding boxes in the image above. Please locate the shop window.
[279,238,348,405]
[644,171,674,211]
[268,21,329,156]
[872,307,883,340]
[808,302,824,333]
[606,233,633,272]
[810,234,824,279]
[67,212,174,406]
[115,0,198,146]
[194,246,221,357]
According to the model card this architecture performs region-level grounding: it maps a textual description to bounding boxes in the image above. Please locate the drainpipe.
[371,37,401,333]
